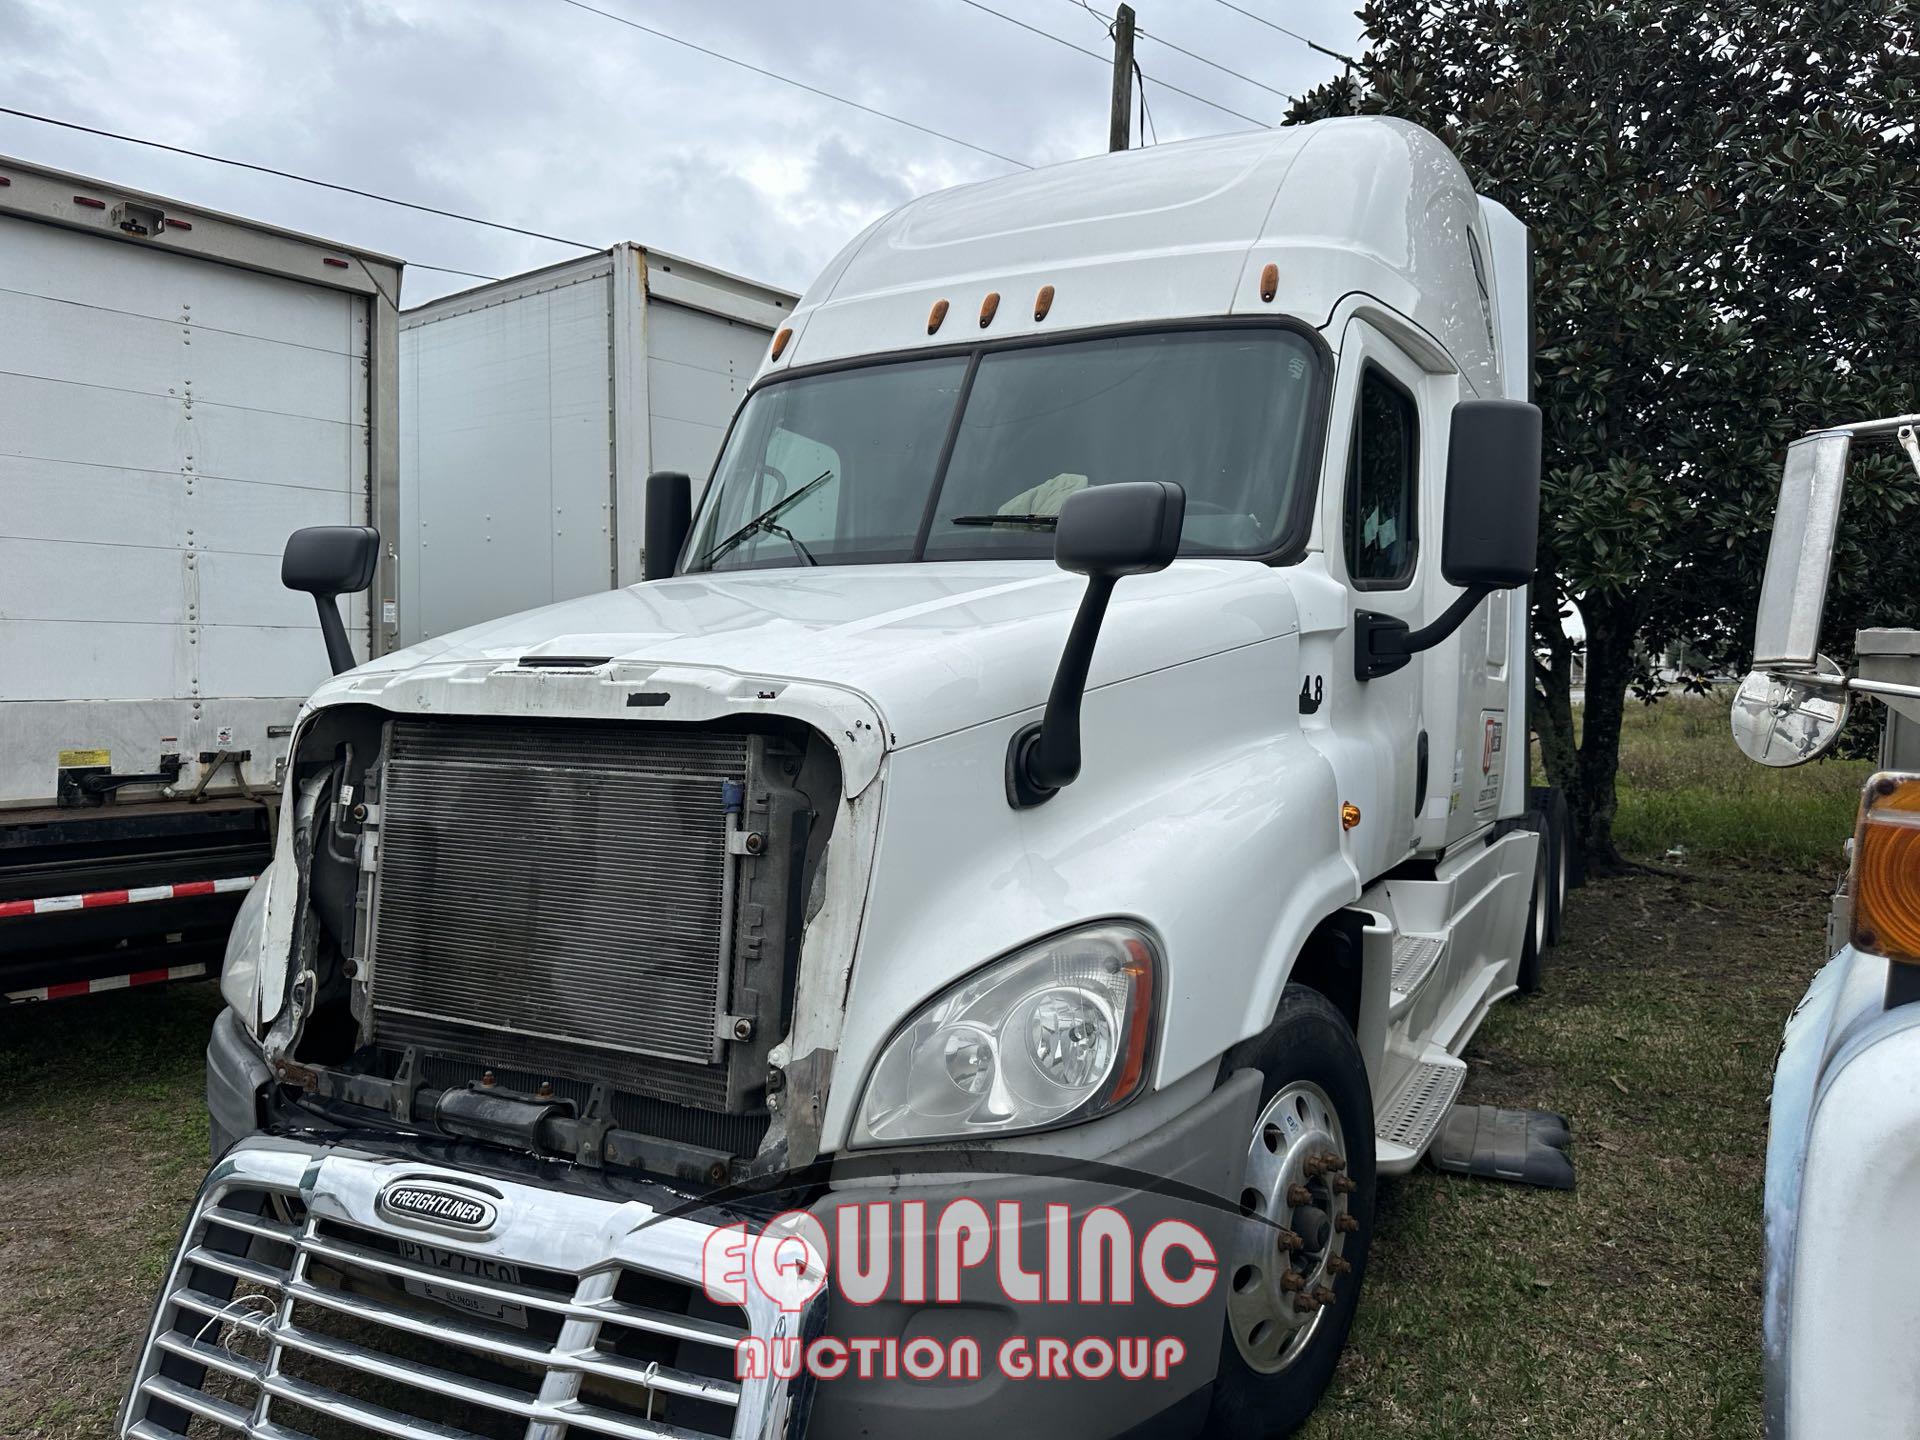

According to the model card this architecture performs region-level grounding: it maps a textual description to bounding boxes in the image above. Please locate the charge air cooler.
[367,718,762,1091]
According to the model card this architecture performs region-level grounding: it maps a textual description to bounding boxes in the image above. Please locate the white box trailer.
[397,245,795,646]
[0,155,400,998]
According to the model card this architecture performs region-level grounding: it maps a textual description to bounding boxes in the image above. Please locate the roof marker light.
[165,217,193,231]
[979,291,1000,328]
[770,327,793,361]
[1260,262,1279,303]
[927,299,949,335]
[322,256,350,268]
[1033,284,1055,322]
[0,176,12,186]
[73,195,106,209]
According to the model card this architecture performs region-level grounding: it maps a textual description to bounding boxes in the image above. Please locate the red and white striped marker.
[0,874,255,920]
[7,961,209,1004]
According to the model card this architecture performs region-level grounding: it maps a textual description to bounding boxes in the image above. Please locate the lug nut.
[1327,1256,1352,1276]
[1280,1271,1305,1293]
[1286,1184,1313,1207]
[1293,1295,1321,1313]
[1321,1151,1346,1172]
[1335,1213,1360,1234]
[1311,1285,1337,1306]
[1331,1175,1358,1195]
[1276,1228,1304,1252]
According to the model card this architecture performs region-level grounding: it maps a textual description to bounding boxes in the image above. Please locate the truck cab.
[125,117,1555,1440]
[1728,415,1920,1437]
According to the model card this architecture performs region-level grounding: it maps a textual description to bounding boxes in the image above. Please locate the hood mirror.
[282,525,379,675]
[1731,656,1851,767]
[1007,481,1185,808]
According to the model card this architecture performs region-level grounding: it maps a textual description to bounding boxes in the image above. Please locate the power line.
[556,0,1034,170]
[1205,0,1359,67]
[0,104,600,254]
[1135,26,1295,104]
[957,0,1270,128]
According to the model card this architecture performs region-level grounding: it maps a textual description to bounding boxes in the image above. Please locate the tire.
[1516,815,1550,994]
[1529,785,1572,945]
[1208,986,1377,1440]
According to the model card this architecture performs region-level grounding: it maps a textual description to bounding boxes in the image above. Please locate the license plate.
[398,1240,529,1328]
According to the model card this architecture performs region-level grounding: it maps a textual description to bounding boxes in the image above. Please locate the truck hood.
[325,558,1298,759]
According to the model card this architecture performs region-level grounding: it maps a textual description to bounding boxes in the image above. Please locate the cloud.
[0,0,1366,303]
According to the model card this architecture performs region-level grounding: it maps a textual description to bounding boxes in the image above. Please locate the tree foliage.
[1289,1,1920,861]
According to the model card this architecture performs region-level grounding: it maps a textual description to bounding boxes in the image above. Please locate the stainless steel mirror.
[1753,432,1850,667]
[1731,656,1852,766]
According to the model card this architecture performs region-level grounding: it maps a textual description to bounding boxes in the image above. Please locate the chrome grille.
[370,720,746,1068]
[122,1144,791,1440]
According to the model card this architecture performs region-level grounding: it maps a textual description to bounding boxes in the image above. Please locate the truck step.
[1374,1050,1467,1175]
[1388,932,1446,1014]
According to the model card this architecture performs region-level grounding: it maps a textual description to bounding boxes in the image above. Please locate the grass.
[1608,692,1872,869]
[0,700,1866,1436]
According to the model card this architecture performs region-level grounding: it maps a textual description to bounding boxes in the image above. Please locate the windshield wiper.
[694,469,833,569]
[948,513,1060,528]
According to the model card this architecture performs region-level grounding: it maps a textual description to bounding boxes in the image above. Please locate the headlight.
[852,923,1159,1147]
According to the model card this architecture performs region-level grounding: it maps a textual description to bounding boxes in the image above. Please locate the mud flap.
[1429,1104,1575,1190]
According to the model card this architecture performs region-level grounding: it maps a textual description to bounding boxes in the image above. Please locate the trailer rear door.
[0,212,372,807]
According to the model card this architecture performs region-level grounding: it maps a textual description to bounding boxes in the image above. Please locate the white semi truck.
[123,117,1567,1439]
[1728,416,1920,1437]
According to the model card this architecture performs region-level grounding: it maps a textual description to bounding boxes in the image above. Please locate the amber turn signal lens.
[769,327,792,361]
[1851,773,1920,963]
[1341,802,1362,831]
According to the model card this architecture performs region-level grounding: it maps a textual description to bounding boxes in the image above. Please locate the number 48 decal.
[1298,674,1324,715]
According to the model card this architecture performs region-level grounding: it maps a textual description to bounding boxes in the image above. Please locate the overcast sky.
[0,0,1366,305]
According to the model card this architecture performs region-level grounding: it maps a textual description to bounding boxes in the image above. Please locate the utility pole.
[1108,3,1136,152]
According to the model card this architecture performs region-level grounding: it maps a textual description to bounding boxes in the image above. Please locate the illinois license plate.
[398,1240,530,1328]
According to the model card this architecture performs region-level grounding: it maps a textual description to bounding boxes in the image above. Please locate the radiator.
[369,719,745,1069]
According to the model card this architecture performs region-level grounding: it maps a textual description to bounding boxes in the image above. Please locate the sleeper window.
[1344,368,1419,587]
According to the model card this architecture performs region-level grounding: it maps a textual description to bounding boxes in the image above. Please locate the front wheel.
[1207,985,1376,1439]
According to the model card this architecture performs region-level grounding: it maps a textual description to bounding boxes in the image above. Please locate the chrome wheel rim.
[1226,1080,1353,1374]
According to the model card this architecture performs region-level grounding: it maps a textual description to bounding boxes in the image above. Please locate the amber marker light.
[769,327,792,361]
[1033,283,1055,322]
[1108,935,1158,1106]
[979,290,1000,328]
[1852,773,1920,963]
[927,298,949,335]
[1260,262,1279,303]
[1341,802,1362,831]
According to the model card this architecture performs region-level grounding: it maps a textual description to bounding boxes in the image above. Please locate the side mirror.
[1007,482,1185,808]
[282,525,379,675]
[1440,399,1542,587]
[1731,656,1852,766]
[643,471,692,581]
[1754,431,1850,667]
[1356,399,1541,681]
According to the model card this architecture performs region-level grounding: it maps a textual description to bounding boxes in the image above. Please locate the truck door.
[1326,320,1430,878]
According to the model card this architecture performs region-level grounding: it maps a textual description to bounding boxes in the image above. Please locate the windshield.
[685,327,1322,572]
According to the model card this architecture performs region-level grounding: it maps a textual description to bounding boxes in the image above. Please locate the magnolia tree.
[1288,0,1920,864]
